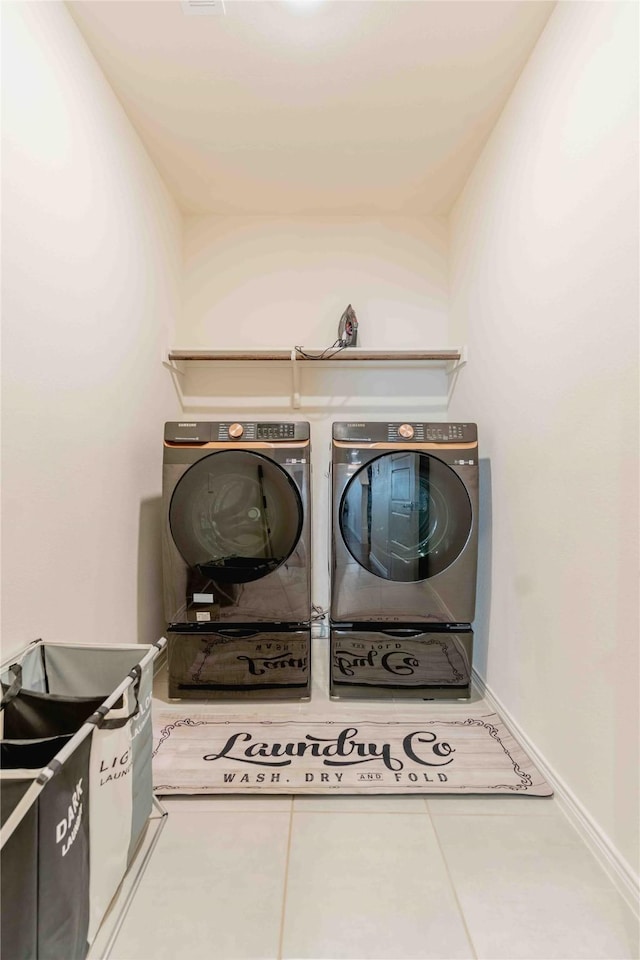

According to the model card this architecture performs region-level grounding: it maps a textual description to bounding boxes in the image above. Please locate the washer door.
[169,451,303,583]
[339,452,472,582]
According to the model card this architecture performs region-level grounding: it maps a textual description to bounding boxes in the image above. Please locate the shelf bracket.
[290,349,301,409]
[445,345,467,377]
[446,346,468,405]
[162,351,186,375]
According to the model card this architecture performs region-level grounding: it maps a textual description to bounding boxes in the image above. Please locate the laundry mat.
[151,706,553,796]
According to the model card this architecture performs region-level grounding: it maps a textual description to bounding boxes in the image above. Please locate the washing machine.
[329,421,478,698]
[162,420,311,699]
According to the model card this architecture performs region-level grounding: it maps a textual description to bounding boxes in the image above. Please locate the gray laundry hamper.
[0,637,167,960]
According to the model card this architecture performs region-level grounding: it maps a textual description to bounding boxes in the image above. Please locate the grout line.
[473,668,640,915]
[277,796,295,960]
[159,799,439,811]
[287,807,430,814]
[429,813,479,960]
[415,810,555,816]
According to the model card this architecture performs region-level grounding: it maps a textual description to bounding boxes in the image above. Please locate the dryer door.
[339,452,472,583]
[169,451,303,583]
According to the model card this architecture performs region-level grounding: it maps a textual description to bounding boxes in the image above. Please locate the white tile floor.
[88,640,639,960]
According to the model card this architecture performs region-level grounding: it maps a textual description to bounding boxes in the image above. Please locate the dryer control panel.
[333,422,477,443]
[164,421,310,443]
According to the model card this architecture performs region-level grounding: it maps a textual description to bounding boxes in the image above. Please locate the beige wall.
[449,1,639,879]
[2,0,637,897]
[179,214,453,613]
[180,216,449,349]
[1,2,183,655]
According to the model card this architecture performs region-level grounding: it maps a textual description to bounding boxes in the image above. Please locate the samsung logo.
[178,422,197,427]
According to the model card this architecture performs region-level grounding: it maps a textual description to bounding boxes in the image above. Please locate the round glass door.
[339,452,472,582]
[170,451,303,583]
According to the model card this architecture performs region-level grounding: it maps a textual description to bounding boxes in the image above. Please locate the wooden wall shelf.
[167,348,462,363]
[164,347,467,408]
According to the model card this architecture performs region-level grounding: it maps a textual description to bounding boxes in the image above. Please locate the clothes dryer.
[330,421,478,624]
[162,420,312,700]
[163,420,311,627]
[329,421,478,700]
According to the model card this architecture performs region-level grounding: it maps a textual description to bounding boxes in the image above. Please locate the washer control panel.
[333,422,477,443]
[421,423,469,442]
[217,422,307,442]
[164,422,310,443]
[256,422,297,440]
[388,423,426,441]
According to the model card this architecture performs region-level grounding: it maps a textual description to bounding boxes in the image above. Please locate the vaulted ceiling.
[67,1,555,215]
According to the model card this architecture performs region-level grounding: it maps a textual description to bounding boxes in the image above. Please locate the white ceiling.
[67,0,555,216]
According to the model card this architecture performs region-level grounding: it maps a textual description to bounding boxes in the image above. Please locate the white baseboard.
[473,667,640,918]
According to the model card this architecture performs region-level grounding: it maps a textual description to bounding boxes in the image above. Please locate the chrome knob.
[398,423,414,439]
[228,422,244,439]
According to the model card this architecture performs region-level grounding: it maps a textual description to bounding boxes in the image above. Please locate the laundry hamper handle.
[99,664,142,730]
[0,663,23,710]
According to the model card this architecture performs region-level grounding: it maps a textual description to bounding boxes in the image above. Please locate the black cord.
[295,340,348,361]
